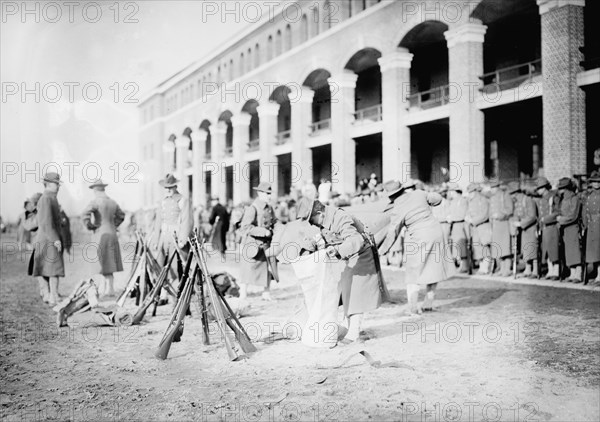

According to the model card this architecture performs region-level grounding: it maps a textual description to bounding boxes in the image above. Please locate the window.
[229,59,234,80]
[240,52,245,74]
[276,30,282,56]
[247,47,252,71]
[255,43,260,67]
[285,24,292,50]
[301,15,308,43]
[267,35,273,61]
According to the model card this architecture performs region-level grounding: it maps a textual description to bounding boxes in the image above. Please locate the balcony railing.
[479,59,542,93]
[309,119,331,136]
[408,85,451,110]
[247,140,260,152]
[275,130,292,145]
[224,146,233,157]
[353,104,382,123]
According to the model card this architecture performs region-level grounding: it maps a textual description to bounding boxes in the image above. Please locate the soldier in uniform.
[446,183,469,273]
[431,185,450,245]
[81,179,126,296]
[489,181,514,276]
[534,177,561,280]
[465,183,493,275]
[239,182,278,301]
[508,182,539,278]
[153,174,193,265]
[557,177,583,283]
[583,171,600,285]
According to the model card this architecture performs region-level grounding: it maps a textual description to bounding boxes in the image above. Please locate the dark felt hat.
[253,182,272,194]
[159,173,179,188]
[535,176,551,190]
[557,177,572,189]
[43,172,62,185]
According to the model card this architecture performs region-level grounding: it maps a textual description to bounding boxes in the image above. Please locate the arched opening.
[275,30,283,56]
[400,21,450,184]
[473,0,544,179]
[300,14,309,43]
[247,47,252,71]
[267,35,273,61]
[285,24,292,50]
[254,43,260,68]
[229,59,234,80]
[242,100,260,150]
[270,86,292,144]
[167,134,176,171]
[303,69,332,134]
[344,47,382,120]
[199,120,212,201]
[218,110,234,157]
[312,7,320,36]
[240,52,245,75]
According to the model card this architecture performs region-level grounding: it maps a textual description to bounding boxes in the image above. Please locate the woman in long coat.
[81,179,125,296]
[379,180,454,314]
[29,173,65,305]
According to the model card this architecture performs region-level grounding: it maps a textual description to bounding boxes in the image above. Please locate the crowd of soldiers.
[430,173,600,285]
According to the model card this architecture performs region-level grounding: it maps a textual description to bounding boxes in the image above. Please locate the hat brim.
[159,180,179,188]
[43,178,63,185]
[253,187,272,193]
[89,183,108,189]
[386,188,404,198]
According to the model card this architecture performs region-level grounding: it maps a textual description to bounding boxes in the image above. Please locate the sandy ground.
[1,230,599,422]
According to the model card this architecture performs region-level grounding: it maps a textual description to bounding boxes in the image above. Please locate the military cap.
[383,180,403,197]
[557,177,572,190]
[89,178,108,189]
[43,172,62,185]
[589,171,600,182]
[253,182,272,194]
[159,173,179,188]
[535,176,551,190]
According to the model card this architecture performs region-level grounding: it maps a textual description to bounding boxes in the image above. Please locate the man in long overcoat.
[208,196,230,258]
[466,183,493,274]
[534,177,561,280]
[239,182,278,301]
[557,177,583,282]
[81,179,125,296]
[28,172,65,305]
[508,182,539,278]
[583,171,600,285]
[296,196,382,342]
[153,174,193,264]
[447,183,469,272]
[489,181,514,276]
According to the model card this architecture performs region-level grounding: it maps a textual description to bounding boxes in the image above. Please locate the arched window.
[285,24,292,50]
[324,0,332,30]
[301,14,308,43]
[312,7,319,36]
[217,65,221,83]
[267,35,273,61]
[223,63,227,82]
[240,52,245,74]
[247,47,252,71]
[255,43,260,67]
[275,30,282,55]
[229,59,234,80]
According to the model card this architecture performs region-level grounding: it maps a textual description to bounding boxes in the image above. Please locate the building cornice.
[444,23,487,48]
[537,0,585,15]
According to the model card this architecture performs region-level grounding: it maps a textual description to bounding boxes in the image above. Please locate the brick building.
[138,0,599,209]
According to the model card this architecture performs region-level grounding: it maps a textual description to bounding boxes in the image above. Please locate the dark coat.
[558,190,581,267]
[511,193,538,261]
[82,192,125,275]
[239,199,277,286]
[535,190,561,263]
[29,190,64,277]
[209,203,230,254]
[490,188,514,258]
[582,188,600,264]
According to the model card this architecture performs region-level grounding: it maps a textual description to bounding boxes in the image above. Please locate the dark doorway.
[410,119,449,184]
[277,154,292,197]
[355,133,382,187]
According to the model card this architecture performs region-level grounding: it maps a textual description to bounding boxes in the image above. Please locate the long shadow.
[385,286,514,310]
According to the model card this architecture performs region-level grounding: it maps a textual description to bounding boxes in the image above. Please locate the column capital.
[213,121,228,135]
[444,23,487,48]
[289,85,315,104]
[328,71,358,89]
[231,112,252,127]
[175,136,189,149]
[163,142,175,153]
[378,49,414,72]
[537,0,585,14]
[190,129,208,144]
[257,101,280,117]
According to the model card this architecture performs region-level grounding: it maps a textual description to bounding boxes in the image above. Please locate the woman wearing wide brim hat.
[28,172,65,305]
[379,179,454,314]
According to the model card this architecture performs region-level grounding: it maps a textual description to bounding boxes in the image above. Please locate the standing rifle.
[536,225,543,279]
[581,227,588,284]
[558,225,565,282]
[190,231,256,360]
[466,224,474,275]
[512,228,520,279]
[366,233,392,303]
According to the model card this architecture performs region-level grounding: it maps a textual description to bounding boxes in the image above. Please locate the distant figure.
[17,199,34,250]
[301,179,317,200]
[81,179,125,296]
[368,173,378,191]
[208,196,230,258]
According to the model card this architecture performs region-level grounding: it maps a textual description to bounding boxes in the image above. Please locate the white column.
[212,122,227,202]
[291,86,315,189]
[162,141,175,175]
[378,49,413,183]
[232,113,252,204]
[190,129,207,208]
[328,70,358,195]
[257,101,280,195]
[175,136,191,198]
[445,23,487,189]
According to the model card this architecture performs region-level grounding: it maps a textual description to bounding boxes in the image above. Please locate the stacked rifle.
[117,231,179,324]
[155,229,256,361]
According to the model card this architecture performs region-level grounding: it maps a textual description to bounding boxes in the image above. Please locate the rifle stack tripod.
[154,229,257,361]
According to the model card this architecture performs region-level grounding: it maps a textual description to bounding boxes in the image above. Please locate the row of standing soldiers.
[432,172,600,285]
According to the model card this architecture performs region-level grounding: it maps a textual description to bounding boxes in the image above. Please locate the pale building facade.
[138,0,599,209]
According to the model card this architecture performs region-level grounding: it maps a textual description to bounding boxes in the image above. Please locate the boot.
[406,284,420,315]
[569,266,582,283]
[477,257,491,275]
[421,284,437,311]
[545,261,557,280]
[48,277,60,306]
[38,277,50,303]
[528,260,539,279]
[345,314,364,341]
[518,263,532,279]
[458,259,470,274]
[492,259,502,276]
[499,258,512,277]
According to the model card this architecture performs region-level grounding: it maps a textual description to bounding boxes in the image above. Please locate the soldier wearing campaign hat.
[489,180,514,276]
[534,176,561,279]
[466,183,493,274]
[557,177,583,282]
[508,181,539,278]
[583,171,600,285]
[238,182,278,301]
[153,173,193,264]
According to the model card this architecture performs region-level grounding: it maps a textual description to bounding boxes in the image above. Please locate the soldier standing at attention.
[81,179,126,296]
[508,182,539,278]
[582,171,600,285]
[466,183,493,275]
[239,182,278,302]
[153,174,193,264]
[557,177,583,283]
[489,181,514,277]
[446,183,469,273]
[534,177,561,280]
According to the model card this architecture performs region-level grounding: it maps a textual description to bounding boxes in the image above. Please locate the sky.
[1,0,259,221]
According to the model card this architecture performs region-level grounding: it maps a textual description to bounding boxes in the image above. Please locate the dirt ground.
[1,230,599,422]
